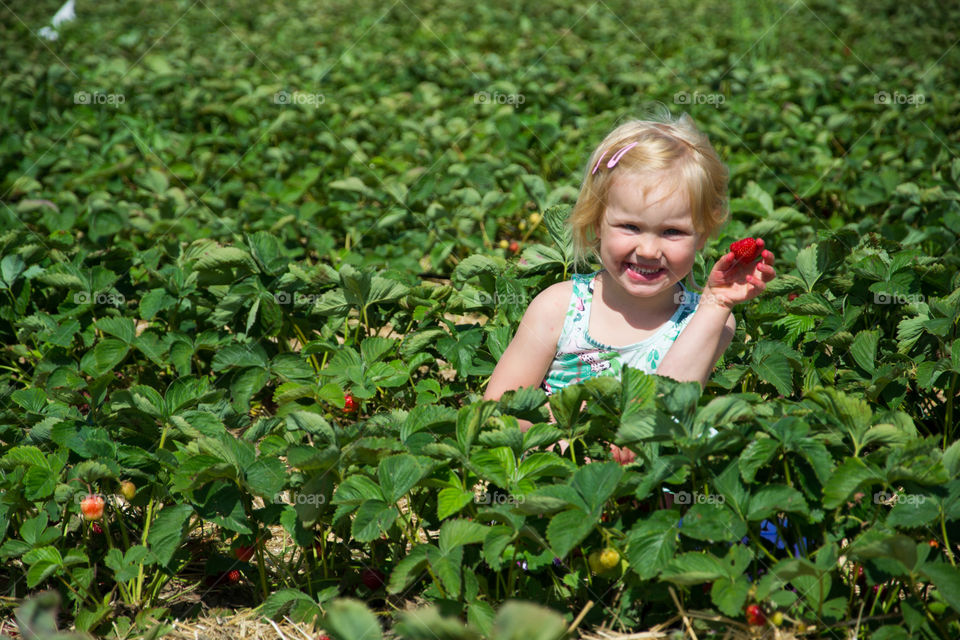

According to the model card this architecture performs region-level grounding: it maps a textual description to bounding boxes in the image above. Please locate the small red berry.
[234,545,255,562]
[788,292,798,301]
[930,539,939,548]
[360,568,386,590]
[509,240,519,253]
[745,604,766,626]
[91,522,103,534]
[81,495,105,521]
[729,237,761,264]
[227,569,241,583]
[343,393,357,413]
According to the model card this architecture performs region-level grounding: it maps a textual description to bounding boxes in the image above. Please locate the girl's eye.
[664,229,685,236]
[621,224,639,231]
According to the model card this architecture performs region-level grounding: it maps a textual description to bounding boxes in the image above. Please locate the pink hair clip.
[591,141,639,175]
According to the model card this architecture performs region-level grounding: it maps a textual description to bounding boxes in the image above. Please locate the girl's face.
[594,169,706,305]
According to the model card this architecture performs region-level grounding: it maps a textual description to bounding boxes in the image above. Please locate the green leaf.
[80,339,129,377]
[387,545,429,594]
[570,461,623,516]
[95,317,136,344]
[739,437,780,482]
[546,508,594,558]
[747,485,809,521]
[148,504,193,569]
[919,562,960,613]
[850,330,880,374]
[661,552,727,585]
[752,351,793,396]
[680,503,746,542]
[244,457,287,498]
[456,401,498,454]
[710,575,751,617]
[625,510,679,579]
[490,601,569,640]
[437,487,475,521]
[438,519,488,554]
[323,598,383,640]
[351,500,398,543]
[796,244,824,291]
[378,454,424,503]
[822,457,883,509]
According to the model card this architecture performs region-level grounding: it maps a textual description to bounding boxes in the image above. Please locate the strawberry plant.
[2,0,960,637]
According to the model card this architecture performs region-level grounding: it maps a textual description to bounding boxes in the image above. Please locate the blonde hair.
[569,108,729,269]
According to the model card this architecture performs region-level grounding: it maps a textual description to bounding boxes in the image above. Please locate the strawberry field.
[2,0,960,638]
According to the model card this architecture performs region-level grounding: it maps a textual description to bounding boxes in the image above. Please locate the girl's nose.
[634,235,661,260]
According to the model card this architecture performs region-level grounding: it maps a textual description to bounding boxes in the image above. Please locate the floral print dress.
[540,270,700,396]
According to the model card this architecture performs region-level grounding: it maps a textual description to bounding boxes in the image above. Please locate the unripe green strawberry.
[119,481,136,501]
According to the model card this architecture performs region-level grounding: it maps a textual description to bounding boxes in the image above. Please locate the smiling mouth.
[624,263,665,276]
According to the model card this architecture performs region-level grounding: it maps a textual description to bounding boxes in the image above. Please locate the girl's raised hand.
[701,238,776,309]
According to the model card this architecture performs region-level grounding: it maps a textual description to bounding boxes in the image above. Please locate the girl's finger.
[715,252,736,270]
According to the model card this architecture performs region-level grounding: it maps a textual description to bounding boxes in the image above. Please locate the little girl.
[483,111,776,457]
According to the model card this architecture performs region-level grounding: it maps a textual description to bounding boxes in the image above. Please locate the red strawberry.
[788,292,798,301]
[81,495,105,521]
[227,569,241,583]
[361,568,386,590]
[509,240,520,253]
[745,604,766,626]
[729,238,761,264]
[343,393,357,413]
[234,545,255,562]
[91,522,103,535]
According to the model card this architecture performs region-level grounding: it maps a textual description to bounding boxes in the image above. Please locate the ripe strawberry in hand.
[729,238,762,264]
[745,604,766,626]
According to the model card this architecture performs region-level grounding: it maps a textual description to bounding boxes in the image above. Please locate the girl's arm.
[482,281,571,405]
[656,246,776,388]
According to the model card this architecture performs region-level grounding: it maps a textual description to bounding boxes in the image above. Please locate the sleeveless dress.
[540,270,700,396]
